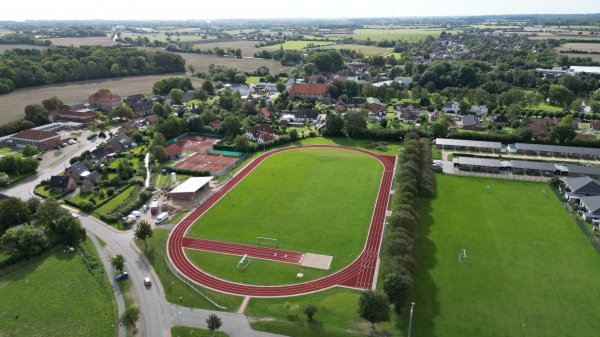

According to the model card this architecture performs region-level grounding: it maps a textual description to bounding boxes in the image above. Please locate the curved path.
[168,145,396,297]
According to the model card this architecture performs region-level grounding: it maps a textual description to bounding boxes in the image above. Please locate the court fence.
[209,153,249,177]
[166,132,223,145]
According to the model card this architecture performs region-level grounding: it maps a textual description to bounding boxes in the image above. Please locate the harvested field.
[559,53,600,61]
[47,36,119,47]
[190,40,261,58]
[172,51,292,74]
[315,43,393,55]
[555,43,600,53]
[0,44,48,53]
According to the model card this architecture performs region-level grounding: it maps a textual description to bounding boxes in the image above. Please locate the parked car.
[37,156,43,161]
[144,276,151,286]
[53,146,60,150]
[67,140,76,145]
[115,272,129,281]
[71,212,79,219]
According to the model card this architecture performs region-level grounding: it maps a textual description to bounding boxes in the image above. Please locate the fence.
[548,182,600,255]
[206,149,244,157]
[165,132,223,145]
[451,170,552,182]
[209,153,249,177]
[161,240,227,310]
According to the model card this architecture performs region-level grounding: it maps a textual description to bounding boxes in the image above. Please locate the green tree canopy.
[134,220,153,248]
[358,291,391,330]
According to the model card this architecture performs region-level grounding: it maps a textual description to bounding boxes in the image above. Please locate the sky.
[2,0,599,21]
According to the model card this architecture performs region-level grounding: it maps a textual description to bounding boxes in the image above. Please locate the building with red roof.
[88,91,122,112]
[288,83,331,103]
[10,129,61,150]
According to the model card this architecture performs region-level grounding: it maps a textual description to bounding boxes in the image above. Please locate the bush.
[87,133,97,140]
[106,187,115,197]
[79,201,95,211]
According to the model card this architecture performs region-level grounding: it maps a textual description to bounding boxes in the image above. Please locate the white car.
[143,277,151,286]
[71,212,79,219]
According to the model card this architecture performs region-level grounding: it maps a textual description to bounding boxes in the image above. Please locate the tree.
[24,104,45,121]
[382,272,412,311]
[25,197,41,215]
[202,80,215,95]
[188,65,195,76]
[153,145,169,163]
[134,221,153,248]
[357,291,390,330]
[1,226,50,260]
[120,306,140,332]
[458,100,470,115]
[325,113,345,136]
[549,84,575,107]
[98,131,107,140]
[0,197,31,234]
[234,135,250,152]
[35,198,69,229]
[22,145,38,157]
[548,115,576,144]
[219,116,242,137]
[303,304,318,321]
[50,215,86,246]
[169,88,184,105]
[153,132,166,147]
[195,89,209,102]
[42,96,63,110]
[117,159,135,180]
[206,313,222,330]
[283,302,300,317]
[344,111,367,137]
[276,82,287,93]
[289,128,299,141]
[110,254,126,273]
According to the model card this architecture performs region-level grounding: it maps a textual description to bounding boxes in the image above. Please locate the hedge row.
[99,186,153,223]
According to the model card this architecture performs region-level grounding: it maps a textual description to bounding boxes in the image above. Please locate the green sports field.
[413,175,600,337]
[186,147,383,284]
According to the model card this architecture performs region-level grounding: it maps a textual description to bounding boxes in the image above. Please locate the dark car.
[53,146,60,150]
[37,156,43,161]
[115,271,129,281]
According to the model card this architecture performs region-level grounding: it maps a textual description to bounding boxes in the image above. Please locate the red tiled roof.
[164,144,182,156]
[289,83,327,96]
[145,115,159,123]
[12,129,59,141]
[260,108,271,118]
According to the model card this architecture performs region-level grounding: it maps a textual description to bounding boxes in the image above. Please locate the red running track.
[182,237,304,264]
[167,145,396,297]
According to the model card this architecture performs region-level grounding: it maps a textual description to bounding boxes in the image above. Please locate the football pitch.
[413,175,600,336]
[185,147,384,284]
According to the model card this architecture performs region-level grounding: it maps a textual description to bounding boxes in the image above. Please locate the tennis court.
[172,135,240,173]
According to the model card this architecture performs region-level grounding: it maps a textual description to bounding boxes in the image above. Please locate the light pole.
[408,302,415,337]
[16,212,20,225]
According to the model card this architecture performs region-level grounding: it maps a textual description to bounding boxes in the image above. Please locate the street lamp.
[408,302,415,337]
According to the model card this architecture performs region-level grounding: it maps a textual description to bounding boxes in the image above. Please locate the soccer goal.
[257,236,278,248]
[237,254,251,271]
[458,249,467,263]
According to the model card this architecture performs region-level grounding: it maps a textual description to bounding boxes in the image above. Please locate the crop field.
[47,36,118,47]
[555,43,600,53]
[172,50,292,73]
[0,44,48,53]
[469,24,523,29]
[120,32,210,43]
[190,40,260,57]
[185,147,383,285]
[317,43,393,55]
[264,40,335,50]
[412,175,600,337]
[352,28,452,42]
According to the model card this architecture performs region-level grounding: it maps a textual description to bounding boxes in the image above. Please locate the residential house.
[458,115,484,131]
[335,69,358,82]
[88,170,102,182]
[105,133,132,153]
[10,129,60,150]
[443,101,460,113]
[164,144,183,160]
[288,83,331,103]
[347,98,366,107]
[145,114,159,125]
[49,175,76,193]
[394,77,413,86]
[470,105,489,116]
[578,196,600,222]
[246,124,276,143]
[63,102,86,111]
[120,120,137,132]
[366,97,386,111]
[489,114,510,127]
[257,108,272,120]
[252,82,278,92]
[80,180,95,194]
[130,101,153,117]
[334,99,347,113]
[124,94,145,105]
[398,111,415,123]
[294,109,319,122]
[307,74,330,84]
[88,91,122,112]
[66,161,90,181]
[562,176,600,198]
[429,109,440,122]
[85,147,107,164]
[224,84,251,98]
[183,90,198,101]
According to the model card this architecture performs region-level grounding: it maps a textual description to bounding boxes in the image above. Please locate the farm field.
[0,44,48,53]
[412,175,600,337]
[47,36,118,47]
[561,53,600,61]
[0,241,115,337]
[352,28,453,42]
[170,50,292,74]
[318,43,393,55]
[185,147,383,285]
[555,42,600,52]
[120,32,209,43]
[264,40,334,49]
[189,40,260,58]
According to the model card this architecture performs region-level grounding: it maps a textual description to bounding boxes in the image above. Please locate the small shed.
[169,176,214,201]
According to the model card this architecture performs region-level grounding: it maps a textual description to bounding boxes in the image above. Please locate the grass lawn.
[0,241,115,337]
[156,173,189,188]
[171,326,228,337]
[108,157,140,169]
[69,190,109,205]
[137,228,243,311]
[0,147,11,154]
[246,287,400,337]
[168,210,189,225]
[34,185,63,198]
[185,147,383,285]
[412,175,600,337]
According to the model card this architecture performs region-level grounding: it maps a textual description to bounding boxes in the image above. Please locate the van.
[130,211,141,218]
[155,212,168,224]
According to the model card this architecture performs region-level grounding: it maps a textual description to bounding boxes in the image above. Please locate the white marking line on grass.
[318,230,329,251]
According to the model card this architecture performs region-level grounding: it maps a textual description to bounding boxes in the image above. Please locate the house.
[252,82,279,93]
[395,102,423,116]
[562,176,600,198]
[470,105,489,116]
[294,109,319,122]
[347,98,366,107]
[398,111,415,123]
[10,129,61,150]
[130,101,153,117]
[105,133,132,153]
[124,94,145,105]
[49,176,76,193]
[120,120,138,132]
[88,91,122,112]
[366,97,386,111]
[88,170,102,182]
[288,83,331,103]
[307,74,330,84]
[335,69,358,82]
[66,161,90,181]
[145,114,159,125]
[183,90,198,101]
[258,108,271,120]
[164,144,183,160]
[246,124,276,143]
[85,147,107,164]
[489,114,510,126]
[80,180,95,194]
[443,101,460,113]
[578,196,600,222]
[63,102,86,111]
[223,84,251,98]
[47,109,95,126]
[458,115,484,131]
[394,77,413,86]
[334,99,347,113]
[429,109,440,122]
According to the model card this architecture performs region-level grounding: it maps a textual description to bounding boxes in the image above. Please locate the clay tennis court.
[170,135,240,173]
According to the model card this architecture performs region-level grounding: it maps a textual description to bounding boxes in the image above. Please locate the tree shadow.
[306,319,324,332]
